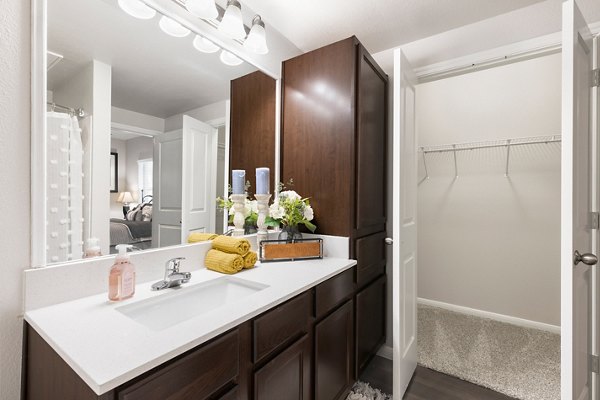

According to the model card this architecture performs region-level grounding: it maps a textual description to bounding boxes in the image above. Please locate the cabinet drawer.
[355,232,386,287]
[315,267,354,318]
[253,291,311,363]
[117,329,239,400]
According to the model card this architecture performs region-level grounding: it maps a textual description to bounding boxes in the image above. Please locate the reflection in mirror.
[44,0,266,264]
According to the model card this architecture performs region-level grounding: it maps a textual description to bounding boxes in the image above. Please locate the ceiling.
[47,0,258,118]
[241,0,550,55]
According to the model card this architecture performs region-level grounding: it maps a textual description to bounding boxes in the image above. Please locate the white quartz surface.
[25,257,356,395]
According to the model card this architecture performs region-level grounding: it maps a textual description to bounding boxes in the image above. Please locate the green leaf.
[303,220,317,233]
[265,217,281,227]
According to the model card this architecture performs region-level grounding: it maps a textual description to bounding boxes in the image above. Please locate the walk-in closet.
[415,52,562,400]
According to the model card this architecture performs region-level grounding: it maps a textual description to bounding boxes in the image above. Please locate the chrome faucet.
[151,257,191,291]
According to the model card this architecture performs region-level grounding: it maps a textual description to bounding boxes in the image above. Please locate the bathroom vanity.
[22,253,380,400]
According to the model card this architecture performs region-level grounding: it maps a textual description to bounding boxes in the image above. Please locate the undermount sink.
[116,276,269,331]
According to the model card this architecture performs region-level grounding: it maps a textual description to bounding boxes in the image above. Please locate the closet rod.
[47,102,85,118]
[421,135,561,154]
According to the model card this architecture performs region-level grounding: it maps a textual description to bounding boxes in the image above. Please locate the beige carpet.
[418,304,560,400]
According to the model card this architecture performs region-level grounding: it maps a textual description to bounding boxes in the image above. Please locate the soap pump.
[108,244,136,301]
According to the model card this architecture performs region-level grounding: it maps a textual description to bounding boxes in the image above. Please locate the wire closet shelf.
[419,135,561,181]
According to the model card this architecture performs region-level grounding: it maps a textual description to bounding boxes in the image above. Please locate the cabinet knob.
[384,238,393,245]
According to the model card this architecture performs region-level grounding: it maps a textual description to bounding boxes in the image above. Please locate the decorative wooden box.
[259,238,324,262]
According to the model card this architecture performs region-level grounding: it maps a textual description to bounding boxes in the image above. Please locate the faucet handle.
[165,257,186,273]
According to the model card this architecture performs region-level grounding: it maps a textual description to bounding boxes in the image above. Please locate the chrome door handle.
[385,238,393,245]
[574,250,598,266]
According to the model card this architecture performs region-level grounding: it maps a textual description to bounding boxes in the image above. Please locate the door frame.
[392,25,600,400]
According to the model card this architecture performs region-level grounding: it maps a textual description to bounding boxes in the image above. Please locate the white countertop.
[25,257,356,395]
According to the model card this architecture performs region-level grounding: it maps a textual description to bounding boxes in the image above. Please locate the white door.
[180,115,218,242]
[152,130,183,248]
[392,48,418,398]
[561,1,597,399]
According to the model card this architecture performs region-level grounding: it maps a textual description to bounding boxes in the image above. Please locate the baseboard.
[418,298,561,334]
[376,344,393,360]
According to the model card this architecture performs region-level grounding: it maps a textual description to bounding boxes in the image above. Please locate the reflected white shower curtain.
[46,112,84,262]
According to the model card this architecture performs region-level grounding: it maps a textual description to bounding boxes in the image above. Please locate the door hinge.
[594,68,600,88]
[590,212,600,230]
[591,354,599,374]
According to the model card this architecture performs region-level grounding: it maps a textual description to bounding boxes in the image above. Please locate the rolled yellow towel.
[188,232,218,243]
[243,251,257,269]
[205,249,244,274]
[212,235,251,256]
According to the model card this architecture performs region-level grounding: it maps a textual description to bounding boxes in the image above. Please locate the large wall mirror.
[34,0,284,266]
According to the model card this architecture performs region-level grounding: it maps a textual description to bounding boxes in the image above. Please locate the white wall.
[416,53,561,325]
[126,136,154,202]
[110,138,128,218]
[112,106,165,133]
[0,1,30,398]
[164,100,227,131]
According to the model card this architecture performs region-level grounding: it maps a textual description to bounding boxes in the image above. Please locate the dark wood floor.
[359,356,517,400]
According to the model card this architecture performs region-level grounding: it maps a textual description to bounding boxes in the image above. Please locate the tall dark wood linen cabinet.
[281,36,388,388]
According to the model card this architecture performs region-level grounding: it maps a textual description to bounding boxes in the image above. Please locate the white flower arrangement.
[267,186,316,233]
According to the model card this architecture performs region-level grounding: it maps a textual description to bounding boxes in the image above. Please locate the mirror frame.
[30,0,282,267]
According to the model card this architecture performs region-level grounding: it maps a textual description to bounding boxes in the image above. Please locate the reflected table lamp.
[117,191,134,218]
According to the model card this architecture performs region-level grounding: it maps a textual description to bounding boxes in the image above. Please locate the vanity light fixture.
[193,35,220,53]
[243,15,268,55]
[218,0,246,40]
[159,15,191,37]
[118,0,156,20]
[220,49,243,66]
[186,0,218,20]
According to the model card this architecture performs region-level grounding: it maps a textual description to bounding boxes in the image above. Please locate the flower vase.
[278,225,303,242]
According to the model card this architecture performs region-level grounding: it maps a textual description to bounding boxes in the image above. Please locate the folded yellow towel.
[188,232,218,243]
[205,249,244,274]
[212,236,251,256]
[243,251,257,269]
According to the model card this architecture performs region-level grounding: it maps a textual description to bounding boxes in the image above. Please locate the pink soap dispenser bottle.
[109,244,136,301]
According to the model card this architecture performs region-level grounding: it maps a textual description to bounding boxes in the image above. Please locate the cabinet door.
[230,70,276,196]
[356,275,386,374]
[355,46,387,236]
[254,335,311,400]
[314,300,354,400]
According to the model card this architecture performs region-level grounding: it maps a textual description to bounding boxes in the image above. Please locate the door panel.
[254,336,311,400]
[315,300,354,400]
[561,1,595,399]
[356,49,387,233]
[152,131,183,248]
[392,48,418,398]
[181,115,218,242]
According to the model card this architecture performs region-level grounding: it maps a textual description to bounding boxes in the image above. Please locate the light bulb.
[118,0,156,20]
[193,35,220,53]
[244,15,268,55]
[218,0,246,40]
[186,0,218,19]
[220,50,243,66]
[159,15,191,37]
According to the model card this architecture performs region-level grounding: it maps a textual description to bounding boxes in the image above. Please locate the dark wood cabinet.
[281,36,388,379]
[230,70,276,196]
[314,300,354,400]
[116,329,240,400]
[356,275,387,374]
[253,335,311,400]
[253,291,312,363]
